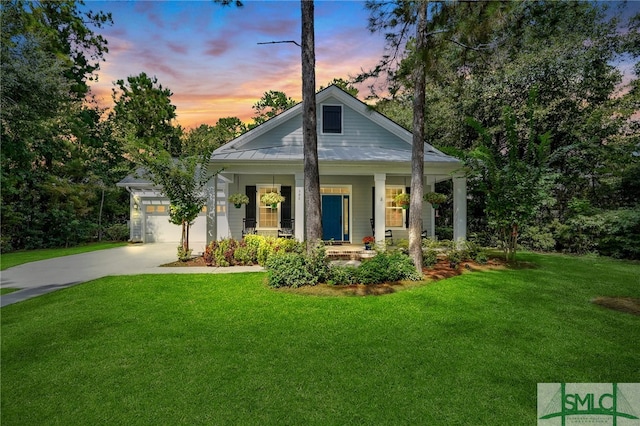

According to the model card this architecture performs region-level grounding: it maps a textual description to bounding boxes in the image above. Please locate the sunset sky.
[85,1,639,130]
[86,0,389,129]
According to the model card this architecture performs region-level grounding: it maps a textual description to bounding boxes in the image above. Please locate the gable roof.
[210,85,459,164]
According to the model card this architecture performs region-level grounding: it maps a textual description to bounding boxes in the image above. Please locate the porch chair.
[242,218,257,238]
[278,219,294,239]
[370,218,393,240]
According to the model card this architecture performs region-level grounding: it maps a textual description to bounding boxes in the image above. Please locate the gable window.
[322,105,342,134]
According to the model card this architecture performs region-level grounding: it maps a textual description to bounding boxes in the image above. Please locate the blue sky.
[85,0,639,129]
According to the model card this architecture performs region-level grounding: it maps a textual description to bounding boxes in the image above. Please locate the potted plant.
[260,191,285,209]
[423,192,447,210]
[228,193,250,208]
[394,193,411,209]
[362,236,375,250]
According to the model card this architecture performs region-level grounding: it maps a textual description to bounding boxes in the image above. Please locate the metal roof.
[210,143,459,163]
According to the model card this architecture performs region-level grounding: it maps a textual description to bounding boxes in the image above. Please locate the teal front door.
[322,195,344,241]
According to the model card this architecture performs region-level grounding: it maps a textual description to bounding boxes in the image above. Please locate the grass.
[0,242,128,271]
[1,252,638,425]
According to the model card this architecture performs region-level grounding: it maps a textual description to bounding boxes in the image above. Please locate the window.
[385,186,405,228]
[258,186,279,228]
[322,105,342,134]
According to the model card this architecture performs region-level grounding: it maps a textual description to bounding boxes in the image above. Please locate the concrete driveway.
[0,243,263,307]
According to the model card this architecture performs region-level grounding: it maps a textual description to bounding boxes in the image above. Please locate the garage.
[144,203,207,245]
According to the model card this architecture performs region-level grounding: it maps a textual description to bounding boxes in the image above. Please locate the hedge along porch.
[207,85,467,247]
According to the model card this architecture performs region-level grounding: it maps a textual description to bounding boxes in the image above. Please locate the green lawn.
[0,242,128,270]
[1,253,638,425]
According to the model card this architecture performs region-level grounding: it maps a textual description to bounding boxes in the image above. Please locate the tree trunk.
[409,1,428,273]
[301,0,322,251]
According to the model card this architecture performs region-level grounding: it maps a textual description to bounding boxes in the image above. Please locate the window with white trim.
[385,186,405,228]
[257,185,280,228]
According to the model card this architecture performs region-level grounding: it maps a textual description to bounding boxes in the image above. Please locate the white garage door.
[144,206,207,245]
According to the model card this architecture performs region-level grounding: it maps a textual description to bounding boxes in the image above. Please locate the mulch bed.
[591,296,640,316]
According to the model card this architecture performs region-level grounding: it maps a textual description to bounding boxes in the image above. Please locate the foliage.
[176,245,192,262]
[112,73,218,255]
[228,193,250,205]
[363,1,639,260]
[266,253,317,288]
[205,235,302,267]
[466,93,551,262]
[260,192,285,206]
[250,90,297,127]
[422,248,438,268]
[518,225,556,253]
[394,192,410,207]
[103,223,130,242]
[356,251,422,285]
[362,236,375,244]
[0,1,128,251]
[325,265,359,286]
[555,206,640,260]
[423,192,447,207]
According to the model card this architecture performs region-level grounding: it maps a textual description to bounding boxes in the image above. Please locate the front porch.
[208,171,467,247]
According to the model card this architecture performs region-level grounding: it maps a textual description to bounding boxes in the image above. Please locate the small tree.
[467,92,551,262]
[113,73,219,254]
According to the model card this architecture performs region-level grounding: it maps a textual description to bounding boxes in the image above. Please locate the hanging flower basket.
[423,192,447,210]
[394,193,410,209]
[228,193,249,208]
[261,192,285,208]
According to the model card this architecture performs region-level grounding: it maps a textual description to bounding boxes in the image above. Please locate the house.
[207,85,467,246]
[118,85,467,246]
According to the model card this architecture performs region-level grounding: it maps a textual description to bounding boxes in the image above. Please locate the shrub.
[518,225,556,252]
[233,242,254,265]
[177,245,192,262]
[326,265,359,285]
[357,251,421,284]
[306,244,329,283]
[104,223,129,241]
[422,248,438,268]
[266,252,316,288]
[446,248,464,269]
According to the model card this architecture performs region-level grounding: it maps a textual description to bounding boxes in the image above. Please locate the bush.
[357,251,422,285]
[266,252,317,288]
[177,245,192,262]
[518,225,556,252]
[104,223,129,241]
[326,265,359,285]
[422,248,438,268]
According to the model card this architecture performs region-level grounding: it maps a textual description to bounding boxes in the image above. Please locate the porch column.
[453,176,467,246]
[294,172,305,241]
[374,173,386,246]
[206,177,218,245]
[426,178,436,238]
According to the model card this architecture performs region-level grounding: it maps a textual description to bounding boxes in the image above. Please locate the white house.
[119,85,467,246]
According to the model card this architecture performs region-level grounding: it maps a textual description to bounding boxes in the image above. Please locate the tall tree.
[408,1,428,271]
[0,0,114,250]
[467,93,551,262]
[301,0,323,248]
[112,73,215,254]
[250,90,297,127]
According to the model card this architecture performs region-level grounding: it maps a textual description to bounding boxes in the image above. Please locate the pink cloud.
[167,42,188,55]
[203,38,232,57]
